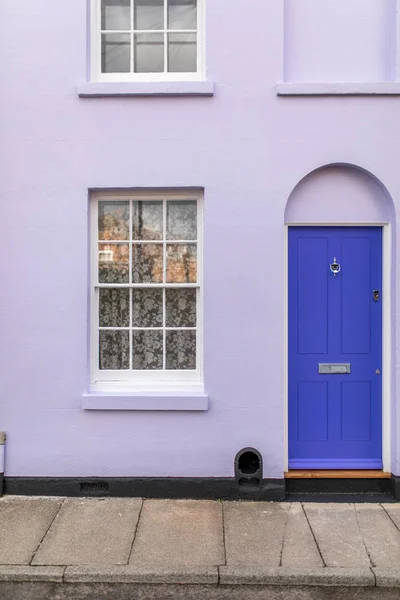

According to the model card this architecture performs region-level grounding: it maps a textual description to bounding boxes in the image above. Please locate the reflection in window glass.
[101,0,131,30]
[99,201,129,240]
[134,34,164,73]
[167,200,197,239]
[132,201,163,240]
[168,0,197,30]
[168,33,197,73]
[166,244,197,283]
[101,33,131,73]
[132,244,164,283]
[135,0,164,30]
[98,244,129,283]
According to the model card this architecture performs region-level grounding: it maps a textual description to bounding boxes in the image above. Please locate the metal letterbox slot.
[318,363,351,374]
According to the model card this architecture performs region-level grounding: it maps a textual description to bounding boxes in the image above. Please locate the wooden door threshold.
[285,470,391,479]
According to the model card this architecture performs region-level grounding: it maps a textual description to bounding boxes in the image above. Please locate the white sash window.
[91,191,203,391]
[91,0,204,82]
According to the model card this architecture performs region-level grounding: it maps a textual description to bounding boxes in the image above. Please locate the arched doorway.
[285,164,394,472]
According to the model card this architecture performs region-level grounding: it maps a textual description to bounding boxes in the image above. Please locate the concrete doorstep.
[2,497,400,599]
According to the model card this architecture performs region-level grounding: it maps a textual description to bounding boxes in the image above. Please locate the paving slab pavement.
[382,503,400,529]
[2,496,400,598]
[355,504,400,567]
[303,503,371,567]
[0,497,62,565]
[32,498,142,566]
[129,499,224,566]
[281,502,323,567]
[223,501,290,566]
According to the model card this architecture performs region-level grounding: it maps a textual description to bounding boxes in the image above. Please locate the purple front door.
[288,226,382,469]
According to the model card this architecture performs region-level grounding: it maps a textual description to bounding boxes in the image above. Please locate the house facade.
[2,0,400,498]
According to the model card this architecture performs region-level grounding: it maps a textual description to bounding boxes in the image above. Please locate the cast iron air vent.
[80,481,110,496]
[234,448,263,490]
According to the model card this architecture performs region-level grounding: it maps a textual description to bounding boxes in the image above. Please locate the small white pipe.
[0,432,5,475]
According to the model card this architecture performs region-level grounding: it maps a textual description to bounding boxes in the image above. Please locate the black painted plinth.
[287,477,395,503]
[4,475,400,502]
[391,475,400,501]
[4,477,285,501]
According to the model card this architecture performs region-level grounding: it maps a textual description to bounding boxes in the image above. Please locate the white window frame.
[90,190,203,392]
[91,0,205,82]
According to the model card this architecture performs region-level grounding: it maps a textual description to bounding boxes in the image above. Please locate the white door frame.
[283,222,392,473]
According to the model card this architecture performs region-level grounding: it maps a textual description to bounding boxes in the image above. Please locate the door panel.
[297,382,328,442]
[341,382,371,442]
[297,237,329,355]
[341,237,371,354]
[288,227,382,469]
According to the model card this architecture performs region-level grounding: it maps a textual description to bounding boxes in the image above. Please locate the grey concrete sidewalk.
[2,496,400,599]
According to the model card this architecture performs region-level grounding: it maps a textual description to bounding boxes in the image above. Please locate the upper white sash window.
[91,0,204,82]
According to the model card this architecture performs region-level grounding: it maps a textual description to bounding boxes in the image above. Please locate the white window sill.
[82,391,209,411]
[277,82,400,96]
[77,81,214,98]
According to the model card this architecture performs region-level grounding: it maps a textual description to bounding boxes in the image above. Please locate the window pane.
[166,200,197,240]
[134,33,164,73]
[133,330,163,369]
[166,289,196,327]
[99,289,130,327]
[102,33,131,73]
[135,0,164,30]
[132,244,163,283]
[101,0,131,30]
[99,201,129,240]
[99,244,129,283]
[166,330,196,369]
[132,201,163,240]
[99,330,130,370]
[168,33,196,72]
[166,244,197,283]
[133,289,163,327]
[168,0,197,29]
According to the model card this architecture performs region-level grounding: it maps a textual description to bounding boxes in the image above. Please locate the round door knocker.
[330,257,341,276]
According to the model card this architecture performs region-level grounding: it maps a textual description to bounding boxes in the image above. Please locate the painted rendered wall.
[284,0,395,82]
[285,166,392,223]
[1,0,400,478]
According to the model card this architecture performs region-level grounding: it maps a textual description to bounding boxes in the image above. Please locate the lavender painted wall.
[285,166,393,223]
[284,0,395,82]
[1,0,400,478]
